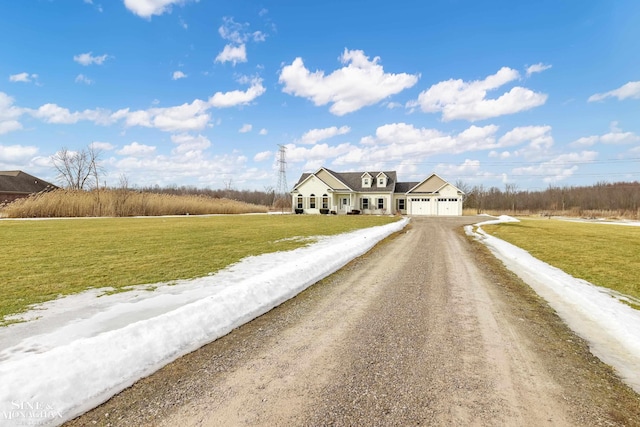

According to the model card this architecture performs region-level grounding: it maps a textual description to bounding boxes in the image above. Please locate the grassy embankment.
[1,188,268,218]
[0,214,399,325]
[482,218,640,305]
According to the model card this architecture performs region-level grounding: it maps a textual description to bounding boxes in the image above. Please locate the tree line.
[458,180,640,217]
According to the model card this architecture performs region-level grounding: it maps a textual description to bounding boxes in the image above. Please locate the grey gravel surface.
[66,217,640,426]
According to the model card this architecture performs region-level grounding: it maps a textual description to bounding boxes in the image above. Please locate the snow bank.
[467,216,640,393]
[0,218,408,426]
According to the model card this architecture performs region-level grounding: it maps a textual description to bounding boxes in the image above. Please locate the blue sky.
[1,0,639,192]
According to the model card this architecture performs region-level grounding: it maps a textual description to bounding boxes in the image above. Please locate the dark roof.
[293,168,463,196]
[394,181,419,193]
[0,171,58,194]
[323,168,398,192]
[294,172,312,187]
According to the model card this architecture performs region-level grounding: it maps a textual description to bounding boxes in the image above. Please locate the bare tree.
[52,145,104,190]
[504,183,518,213]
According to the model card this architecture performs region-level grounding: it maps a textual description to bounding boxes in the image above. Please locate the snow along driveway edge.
[466,216,640,394]
[0,218,408,427]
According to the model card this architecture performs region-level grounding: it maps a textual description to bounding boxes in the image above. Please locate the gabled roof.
[406,173,464,195]
[293,168,461,195]
[0,171,58,194]
[292,167,352,192]
[293,167,398,193]
[324,169,397,193]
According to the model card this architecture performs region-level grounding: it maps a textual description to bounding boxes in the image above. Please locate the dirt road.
[67,217,640,426]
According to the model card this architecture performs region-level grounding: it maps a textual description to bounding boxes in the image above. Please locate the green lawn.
[1,214,399,324]
[482,218,640,302]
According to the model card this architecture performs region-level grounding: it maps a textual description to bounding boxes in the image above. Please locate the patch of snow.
[467,216,640,394]
[0,218,408,426]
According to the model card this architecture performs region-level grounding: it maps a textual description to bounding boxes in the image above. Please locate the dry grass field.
[1,189,268,218]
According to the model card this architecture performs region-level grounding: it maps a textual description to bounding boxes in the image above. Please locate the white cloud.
[208,77,265,107]
[498,125,552,148]
[215,44,247,65]
[330,122,552,169]
[588,81,640,102]
[75,74,94,85]
[214,17,266,65]
[239,123,252,133]
[0,144,38,163]
[172,71,187,80]
[123,0,189,18]
[512,151,598,183]
[435,159,481,177]
[286,122,505,169]
[297,126,351,145]
[90,141,115,151]
[118,99,211,132]
[407,67,547,121]
[73,52,109,66]
[117,142,157,157]
[526,63,552,76]
[31,103,113,125]
[259,128,268,135]
[571,122,640,147]
[170,133,211,155]
[254,150,272,162]
[0,92,25,134]
[9,72,38,83]
[9,78,264,134]
[218,17,257,44]
[286,142,355,169]
[279,49,419,116]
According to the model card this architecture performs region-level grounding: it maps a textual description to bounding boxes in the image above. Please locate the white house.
[291,167,464,216]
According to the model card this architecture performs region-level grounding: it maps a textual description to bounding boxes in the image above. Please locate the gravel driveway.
[66,216,640,426]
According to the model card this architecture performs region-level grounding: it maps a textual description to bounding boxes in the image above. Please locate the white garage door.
[436,198,459,215]
[409,197,431,215]
[410,197,459,215]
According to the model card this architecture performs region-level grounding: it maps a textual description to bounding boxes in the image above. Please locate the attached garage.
[406,174,464,216]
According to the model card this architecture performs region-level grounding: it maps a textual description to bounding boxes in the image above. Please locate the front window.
[310,194,316,209]
[297,195,303,209]
[377,198,384,209]
[322,194,329,209]
[397,198,405,210]
[361,198,369,210]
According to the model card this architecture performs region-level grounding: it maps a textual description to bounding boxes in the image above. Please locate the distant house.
[291,167,464,216]
[0,171,58,204]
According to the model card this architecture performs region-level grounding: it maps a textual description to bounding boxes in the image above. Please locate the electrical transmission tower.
[275,145,289,210]
[276,145,288,194]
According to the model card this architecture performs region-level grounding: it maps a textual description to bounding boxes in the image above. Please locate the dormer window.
[376,173,387,187]
[361,173,372,188]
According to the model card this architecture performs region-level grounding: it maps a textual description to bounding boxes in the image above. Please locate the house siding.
[292,168,463,216]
